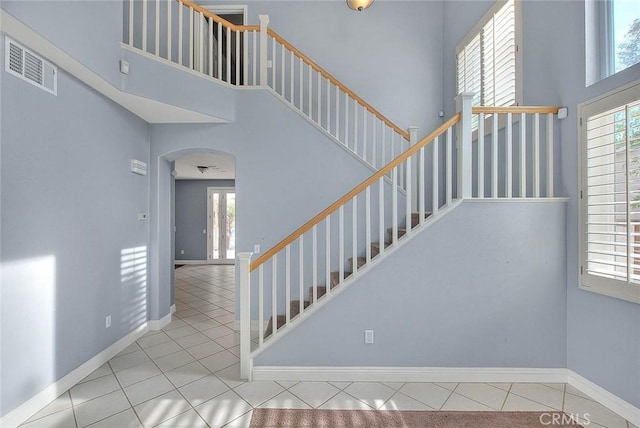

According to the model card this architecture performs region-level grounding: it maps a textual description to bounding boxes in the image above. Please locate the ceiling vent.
[5,37,57,95]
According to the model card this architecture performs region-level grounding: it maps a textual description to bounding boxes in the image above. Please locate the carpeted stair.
[263,212,431,339]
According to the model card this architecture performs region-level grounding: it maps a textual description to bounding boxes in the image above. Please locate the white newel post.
[408,126,419,212]
[456,93,474,199]
[258,15,269,86]
[238,252,253,380]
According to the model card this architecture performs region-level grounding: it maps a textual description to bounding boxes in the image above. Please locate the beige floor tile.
[178,375,230,406]
[70,374,121,406]
[317,391,374,410]
[502,393,556,411]
[344,382,396,410]
[564,392,628,428]
[114,362,162,388]
[398,383,452,410]
[153,350,195,372]
[199,350,239,373]
[85,408,142,428]
[154,409,209,427]
[164,361,211,388]
[194,390,252,428]
[233,381,284,407]
[257,391,312,409]
[133,390,191,427]
[25,392,72,423]
[454,383,508,410]
[288,382,340,408]
[74,390,131,428]
[20,408,76,428]
[510,383,564,410]
[441,392,494,411]
[123,374,175,406]
[380,391,434,411]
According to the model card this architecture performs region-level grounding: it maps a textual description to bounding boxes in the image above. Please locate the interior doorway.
[207,187,236,264]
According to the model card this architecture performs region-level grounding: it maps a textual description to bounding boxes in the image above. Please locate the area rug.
[249,409,584,427]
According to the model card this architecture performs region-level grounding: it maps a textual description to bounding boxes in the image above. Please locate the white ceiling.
[174,153,236,180]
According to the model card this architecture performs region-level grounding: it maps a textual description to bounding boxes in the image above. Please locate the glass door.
[207,187,236,264]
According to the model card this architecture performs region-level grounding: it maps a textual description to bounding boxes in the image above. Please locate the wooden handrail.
[250,113,461,271]
[177,0,258,32]
[472,106,561,114]
[267,29,410,141]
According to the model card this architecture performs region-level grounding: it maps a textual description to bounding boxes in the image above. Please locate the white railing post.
[238,252,253,380]
[408,126,419,212]
[258,15,269,86]
[456,92,474,199]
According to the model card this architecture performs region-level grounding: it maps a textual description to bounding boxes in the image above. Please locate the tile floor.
[20,265,637,428]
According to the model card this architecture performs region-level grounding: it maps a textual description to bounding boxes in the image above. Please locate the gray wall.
[0,39,150,417]
[197,0,445,135]
[175,179,235,261]
[256,200,567,368]
[443,0,640,409]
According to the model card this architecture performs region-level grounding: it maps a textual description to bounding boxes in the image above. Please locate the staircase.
[262,211,431,339]
[124,0,562,380]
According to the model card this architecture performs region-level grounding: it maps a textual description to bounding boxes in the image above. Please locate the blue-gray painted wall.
[175,179,235,261]
[255,201,568,368]
[0,43,150,415]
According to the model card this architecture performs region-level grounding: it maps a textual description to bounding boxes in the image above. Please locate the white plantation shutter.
[456,0,518,108]
[581,83,640,304]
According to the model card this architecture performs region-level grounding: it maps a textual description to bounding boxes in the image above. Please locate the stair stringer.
[249,199,463,362]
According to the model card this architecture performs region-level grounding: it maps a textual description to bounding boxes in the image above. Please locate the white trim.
[462,197,570,203]
[170,304,176,314]
[252,366,568,383]
[148,312,172,330]
[0,323,149,428]
[568,370,640,426]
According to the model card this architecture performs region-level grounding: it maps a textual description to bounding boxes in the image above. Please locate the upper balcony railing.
[124,0,410,174]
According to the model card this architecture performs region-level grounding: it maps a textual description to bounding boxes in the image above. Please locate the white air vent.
[5,37,57,95]
[130,160,147,176]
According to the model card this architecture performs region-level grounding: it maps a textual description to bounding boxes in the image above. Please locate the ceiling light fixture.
[347,0,373,12]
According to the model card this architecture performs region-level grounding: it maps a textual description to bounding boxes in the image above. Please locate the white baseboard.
[1,323,149,428]
[251,366,568,383]
[170,304,176,314]
[175,260,208,265]
[567,370,640,426]
[147,312,172,330]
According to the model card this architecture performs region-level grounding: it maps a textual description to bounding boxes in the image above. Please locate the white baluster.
[325,216,331,295]
[299,57,304,108]
[298,236,304,316]
[142,0,148,52]
[419,146,425,225]
[366,187,371,263]
[363,109,368,162]
[243,30,248,85]
[128,0,134,46]
[327,80,331,134]
[271,254,277,336]
[208,17,213,77]
[218,22,223,79]
[405,159,412,237]
[336,86,340,141]
[456,93,473,198]
[199,14,204,73]
[478,113,485,198]
[446,128,452,205]
[252,30,257,85]
[236,31,242,86]
[167,0,171,60]
[258,15,269,86]
[533,113,540,197]
[392,167,398,244]
[372,119,377,168]
[339,206,344,281]
[289,48,294,101]
[381,126,386,165]
[271,37,276,89]
[285,245,290,324]
[345,97,350,150]
[238,252,252,380]
[178,5,183,65]
[280,46,285,95]
[506,113,513,198]
[492,113,498,197]
[547,113,554,197]
[308,66,312,117]
[226,26,231,83]
[354,103,359,155]
[317,72,322,124]
[378,177,385,256]
[352,196,358,275]
[432,136,439,215]
[188,8,193,69]
[155,0,160,55]
[312,225,318,303]
[520,112,526,197]
[258,265,264,346]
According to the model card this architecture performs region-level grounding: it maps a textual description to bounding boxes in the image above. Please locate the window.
[456,0,521,108]
[580,81,640,304]
[586,0,639,85]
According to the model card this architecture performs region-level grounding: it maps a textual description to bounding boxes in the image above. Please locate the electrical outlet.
[180,250,185,255]
[364,329,374,344]
[105,315,112,328]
